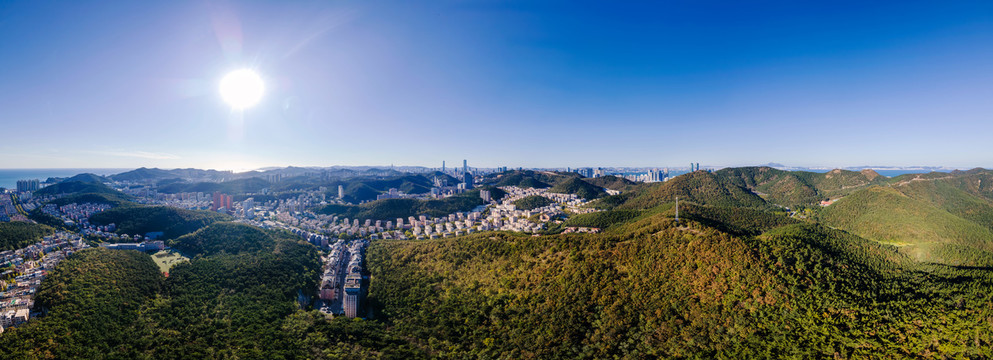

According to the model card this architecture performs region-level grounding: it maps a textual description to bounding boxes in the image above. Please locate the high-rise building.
[648,168,665,182]
[243,198,255,218]
[343,273,363,318]
[16,179,40,193]
[442,161,446,173]
[212,192,232,212]
[338,185,344,199]
[480,189,491,202]
[212,192,221,211]
[463,172,473,189]
[463,159,468,174]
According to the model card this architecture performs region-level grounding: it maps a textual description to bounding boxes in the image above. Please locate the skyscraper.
[338,185,344,199]
[463,172,473,189]
[463,159,468,174]
[649,168,665,182]
[442,161,446,173]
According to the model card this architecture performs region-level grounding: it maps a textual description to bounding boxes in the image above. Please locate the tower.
[675,196,679,224]
[463,159,468,174]
[442,161,446,173]
[463,172,473,189]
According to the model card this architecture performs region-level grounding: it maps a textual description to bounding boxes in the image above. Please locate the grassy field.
[151,250,188,273]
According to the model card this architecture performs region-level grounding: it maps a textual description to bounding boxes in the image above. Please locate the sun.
[219,69,264,110]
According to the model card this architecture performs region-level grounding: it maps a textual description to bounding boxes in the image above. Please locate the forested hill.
[31,175,132,207]
[0,248,164,359]
[816,169,993,267]
[5,167,993,358]
[0,223,381,358]
[710,166,887,208]
[547,177,607,200]
[154,172,446,204]
[33,181,120,197]
[581,175,639,192]
[89,205,231,240]
[481,170,580,189]
[366,212,993,358]
[312,188,500,221]
[608,167,993,267]
[615,170,770,210]
[0,222,54,251]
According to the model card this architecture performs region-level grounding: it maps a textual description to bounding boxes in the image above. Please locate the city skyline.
[2,1,991,170]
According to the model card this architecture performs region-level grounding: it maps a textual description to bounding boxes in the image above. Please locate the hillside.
[5,174,993,357]
[819,186,993,266]
[314,188,494,221]
[0,248,164,359]
[33,181,119,196]
[168,222,291,256]
[0,222,55,251]
[157,177,271,194]
[795,168,885,196]
[715,167,822,206]
[891,169,993,202]
[582,175,639,192]
[561,209,645,229]
[0,221,366,359]
[617,170,769,210]
[548,177,607,200]
[609,202,800,237]
[61,173,110,184]
[512,195,555,210]
[89,205,231,239]
[712,167,887,208]
[46,192,131,207]
[110,167,239,183]
[366,218,993,358]
[482,170,578,189]
[110,167,178,182]
[891,177,993,229]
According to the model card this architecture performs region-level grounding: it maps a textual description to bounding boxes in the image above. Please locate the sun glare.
[219,69,264,110]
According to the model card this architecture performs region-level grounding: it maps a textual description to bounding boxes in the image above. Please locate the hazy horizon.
[0,163,981,172]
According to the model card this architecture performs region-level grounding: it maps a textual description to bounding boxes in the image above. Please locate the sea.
[0,169,131,189]
[801,169,954,178]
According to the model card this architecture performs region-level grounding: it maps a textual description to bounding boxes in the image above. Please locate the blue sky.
[1,0,990,170]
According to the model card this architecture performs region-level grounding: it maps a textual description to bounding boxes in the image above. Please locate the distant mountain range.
[756,162,964,172]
